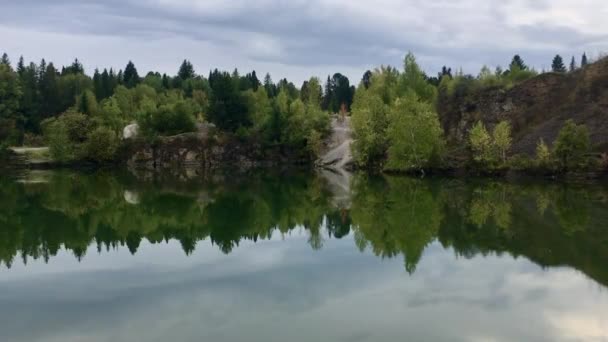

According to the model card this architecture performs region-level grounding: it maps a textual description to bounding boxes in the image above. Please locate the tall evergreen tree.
[362,70,372,89]
[509,55,528,71]
[551,55,566,73]
[123,61,140,88]
[162,73,170,89]
[17,56,25,76]
[250,71,260,91]
[263,73,276,97]
[581,53,588,67]
[93,68,104,100]
[569,56,577,72]
[62,58,84,75]
[177,59,195,80]
[38,63,60,119]
[100,69,111,99]
[18,62,40,132]
[0,53,10,67]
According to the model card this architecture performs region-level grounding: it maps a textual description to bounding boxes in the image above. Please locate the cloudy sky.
[1,0,607,84]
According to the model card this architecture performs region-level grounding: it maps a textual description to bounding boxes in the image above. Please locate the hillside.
[439,57,608,155]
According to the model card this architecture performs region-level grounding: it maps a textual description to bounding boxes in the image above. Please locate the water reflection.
[1,170,607,288]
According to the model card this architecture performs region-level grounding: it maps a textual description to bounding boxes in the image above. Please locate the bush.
[84,127,120,162]
[554,120,590,170]
[45,120,75,162]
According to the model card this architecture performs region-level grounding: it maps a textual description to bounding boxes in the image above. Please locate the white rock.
[123,123,139,140]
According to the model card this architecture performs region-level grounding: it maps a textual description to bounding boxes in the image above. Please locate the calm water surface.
[0,170,607,342]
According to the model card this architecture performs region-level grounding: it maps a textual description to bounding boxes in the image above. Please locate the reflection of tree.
[350,175,442,274]
[1,171,607,288]
[0,171,337,265]
[467,183,512,230]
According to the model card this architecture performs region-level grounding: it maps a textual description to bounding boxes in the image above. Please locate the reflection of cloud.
[1,239,608,341]
[546,312,608,341]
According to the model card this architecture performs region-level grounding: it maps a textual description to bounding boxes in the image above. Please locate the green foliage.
[552,55,566,73]
[469,121,494,165]
[493,121,512,164]
[44,119,75,162]
[139,100,197,137]
[385,93,444,171]
[85,126,120,162]
[0,63,23,145]
[400,52,437,103]
[351,87,389,167]
[468,120,512,168]
[536,138,553,168]
[553,120,590,169]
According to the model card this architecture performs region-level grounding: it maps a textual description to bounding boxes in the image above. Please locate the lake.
[0,169,607,342]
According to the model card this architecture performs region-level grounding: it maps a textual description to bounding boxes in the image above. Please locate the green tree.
[469,121,493,165]
[399,52,437,103]
[0,63,23,146]
[85,126,119,162]
[177,59,195,80]
[0,53,10,66]
[123,61,140,88]
[351,87,389,167]
[569,56,577,72]
[493,121,512,164]
[510,55,528,71]
[553,120,590,169]
[552,55,566,73]
[385,93,444,171]
[536,138,552,167]
[581,53,588,67]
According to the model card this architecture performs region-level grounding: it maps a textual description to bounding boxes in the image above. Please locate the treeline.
[0,50,598,169]
[351,52,601,173]
[0,52,356,161]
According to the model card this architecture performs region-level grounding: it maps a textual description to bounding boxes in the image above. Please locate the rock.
[123,123,139,140]
[318,115,353,170]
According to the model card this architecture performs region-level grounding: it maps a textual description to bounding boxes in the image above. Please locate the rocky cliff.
[122,133,310,172]
[440,57,608,155]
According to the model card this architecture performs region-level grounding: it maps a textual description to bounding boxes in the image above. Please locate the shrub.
[45,120,75,162]
[84,127,120,162]
[553,120,590,170]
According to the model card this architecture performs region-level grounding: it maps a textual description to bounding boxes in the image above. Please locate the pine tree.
[123,61,140,88]
[162,73,170,89]
[39,63,60,119]
[581,53,588,67]
[93,68,103,100]
[0,53,10,67]
[177,59,195,80]
[569,56,577,72]
[263,73,276,97]
[362,70,372,89]
[250,71,260,91]
[510,55,527,71]
[551,55,566,73]
[17,56,25,76]
[100,69,111,99]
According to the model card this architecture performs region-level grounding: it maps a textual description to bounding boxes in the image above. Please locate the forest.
[0,51,598,172]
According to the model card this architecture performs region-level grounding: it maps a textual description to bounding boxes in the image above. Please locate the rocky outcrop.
[440,57,608,155]
[123,133,310,172]
[318,115,354,170]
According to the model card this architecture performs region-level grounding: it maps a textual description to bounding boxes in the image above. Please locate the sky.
[1,0,607,85]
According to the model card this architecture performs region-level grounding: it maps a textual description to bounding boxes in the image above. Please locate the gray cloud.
[1,0,607,84]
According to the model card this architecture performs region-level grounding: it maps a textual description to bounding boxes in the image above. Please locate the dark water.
[1,170,607,342]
